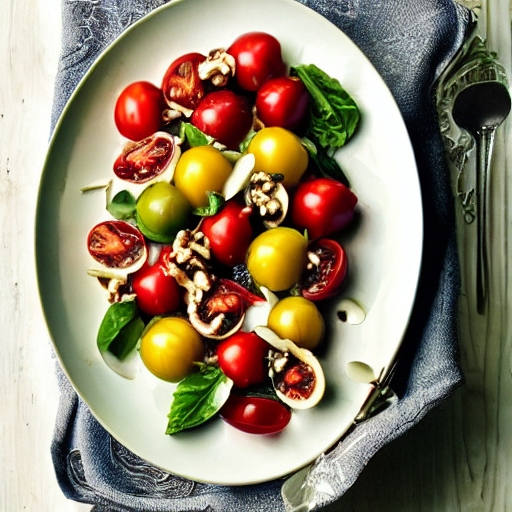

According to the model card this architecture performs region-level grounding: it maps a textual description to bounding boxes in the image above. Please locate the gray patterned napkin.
[50,1,470,510]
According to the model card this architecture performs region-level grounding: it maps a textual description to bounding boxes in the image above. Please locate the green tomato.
[267,296,324,350]
[246,227,307,292]
[136,181,191,243]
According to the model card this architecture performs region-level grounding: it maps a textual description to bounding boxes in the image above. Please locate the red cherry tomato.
[216,332,270,388]
[220,395,291,435]
[87,220,146,270]
[291,178,358,239]
[228,32,286,91]
[255,76,310,134]
[191,90,253,150]
[161,52,206,110]
[113,132,176,183]
[131,246,182,317]
[114,81,165,141]
[200,201,253,266]
[301,238,348,301]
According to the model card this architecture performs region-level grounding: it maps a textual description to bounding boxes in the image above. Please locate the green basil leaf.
[302,137,350,187]
[292,64,360,150]
[97,300,144,360]
[107,316,145,360]
[179,122,215,147]
[166,364,233,435]
[238,129,257,153]
[311,150,350,187]
[107,190,137,220]
[193,191,225,217]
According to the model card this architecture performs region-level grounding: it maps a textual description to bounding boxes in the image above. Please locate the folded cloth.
[50,1,470,511]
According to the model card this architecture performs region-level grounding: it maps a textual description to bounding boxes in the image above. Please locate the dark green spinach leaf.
[292,64,360,150]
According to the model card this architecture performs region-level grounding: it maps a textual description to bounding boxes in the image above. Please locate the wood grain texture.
[1,1,510,511]
[0,1,89,510]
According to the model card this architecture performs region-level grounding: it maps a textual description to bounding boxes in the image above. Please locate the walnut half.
[198,49,236,87]
[245,171,289,228]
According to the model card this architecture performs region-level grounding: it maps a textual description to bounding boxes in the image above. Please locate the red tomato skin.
[131,247,182,317]
[161,52,206,110]
[114,81,165,141]
[291,178,358,239]
[200,202,253,266]
[228,32,286,91]
[255,76,310,134]
[220,395,291,435]
[191,90,253,150]
[217,332,269,388]
[301,238,349,301]
[87,220,146,269]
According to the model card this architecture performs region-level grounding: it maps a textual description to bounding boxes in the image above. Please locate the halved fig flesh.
[255,326,325,409]
[189,279,265,340]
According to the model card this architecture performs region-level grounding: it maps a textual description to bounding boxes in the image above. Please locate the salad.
[84,31,362,436]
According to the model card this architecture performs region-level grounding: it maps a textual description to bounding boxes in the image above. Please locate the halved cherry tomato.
[200,201,253,266]
[255,76,310,134]
[291,177,358,239]
[131,246,182,317]
[300,238,348,301]
[114,81,165,141]
[227,32,286,92]
[216,332,270,388]
[113,132,177,183]
[161,52,206,110]
[190,90,253,150]
[87,220,146,270]
[220,394,291,435]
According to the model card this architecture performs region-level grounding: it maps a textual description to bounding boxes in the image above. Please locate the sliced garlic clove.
[259,286,280,308]
[222,153,255,200]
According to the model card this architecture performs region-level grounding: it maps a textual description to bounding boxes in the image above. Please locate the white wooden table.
[1,1,511,511]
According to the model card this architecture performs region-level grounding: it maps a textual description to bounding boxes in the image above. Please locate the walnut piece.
[245,171,289,227]
[197,49,236,87]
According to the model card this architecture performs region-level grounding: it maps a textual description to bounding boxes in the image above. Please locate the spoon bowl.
[452,80,511,313]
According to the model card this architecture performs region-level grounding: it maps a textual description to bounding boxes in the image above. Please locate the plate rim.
[35,0,423,486]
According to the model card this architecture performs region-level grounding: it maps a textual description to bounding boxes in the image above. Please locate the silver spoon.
[452,80,511,313]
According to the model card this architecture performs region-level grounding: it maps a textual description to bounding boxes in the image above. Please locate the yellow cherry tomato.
[173,145,233,208]
[246,227,307,292]
[140,317,205,382]
[247,127,308,188]
[268,296,324,350]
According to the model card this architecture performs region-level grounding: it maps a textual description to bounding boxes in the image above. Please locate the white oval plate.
[36,0,422,486]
